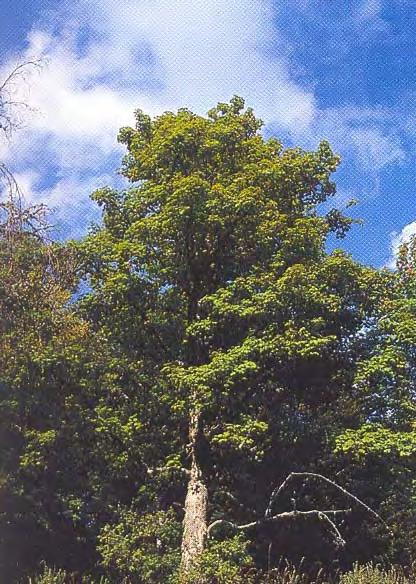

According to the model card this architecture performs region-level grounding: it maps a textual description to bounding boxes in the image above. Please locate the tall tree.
[80,97,385,579]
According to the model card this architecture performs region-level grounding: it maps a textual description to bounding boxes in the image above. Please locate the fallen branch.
[265,472,392,535]
[208,508,351,547]
[207,470,391,557]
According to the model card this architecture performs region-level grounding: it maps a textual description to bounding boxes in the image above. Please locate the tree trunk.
[180,409,208,577]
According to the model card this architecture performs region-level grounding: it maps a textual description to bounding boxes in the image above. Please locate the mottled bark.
[180,409,208,576]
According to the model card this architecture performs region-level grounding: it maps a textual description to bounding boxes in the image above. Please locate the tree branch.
[265,472,392,534]
[144,463,190,477]
[207,471,391,556]
[0,59,43,139]
[0,60,42,94]
[208,508,351,548]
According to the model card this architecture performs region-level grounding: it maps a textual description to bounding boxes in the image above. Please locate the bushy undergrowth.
[27,562,416,584]
[26,562,110,584]
[261,564,416,584]
[339,564,415,584]
[182,535,254,584]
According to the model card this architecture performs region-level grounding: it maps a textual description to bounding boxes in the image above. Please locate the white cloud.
[353,0,391,43]
[1,0,317,235]
[77,0,317,130]
[0,0,407,239]
[389,221,416,269]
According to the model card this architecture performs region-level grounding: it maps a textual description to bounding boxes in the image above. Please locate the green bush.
[181,535,255,584]
[257,562,330,584]
[97,507,182,583]
[26,559,416,583]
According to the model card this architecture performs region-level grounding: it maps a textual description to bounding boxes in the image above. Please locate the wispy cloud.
[356,0,382,22]
[306,106,405,172]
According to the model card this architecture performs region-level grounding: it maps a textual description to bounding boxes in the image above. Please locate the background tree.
[334,235,416,564]
[0,203,105,580]
[0,59,105,582]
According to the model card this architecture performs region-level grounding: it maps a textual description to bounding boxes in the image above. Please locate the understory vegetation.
[26,562,416,584]
[1,96,416,582]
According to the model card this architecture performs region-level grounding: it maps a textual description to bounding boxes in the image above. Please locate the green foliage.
[0,231,102,580]
[97,508,182,583]
[2,97,416,581]
[183,536,254,584]
[28,564,68,584]
[27,563,111,583]
[335,424,416,458]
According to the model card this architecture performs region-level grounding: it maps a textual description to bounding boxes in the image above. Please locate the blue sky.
[1,0,415,267]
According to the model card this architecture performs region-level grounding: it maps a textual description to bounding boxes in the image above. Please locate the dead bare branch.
[0,59,43,139]
[265,472,392,535]
[0,58,51,245]
[208,508,351,548]
[207,470,391,558]
[0,60,42,94]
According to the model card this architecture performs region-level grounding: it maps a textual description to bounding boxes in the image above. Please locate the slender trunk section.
[180,409,208,577]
